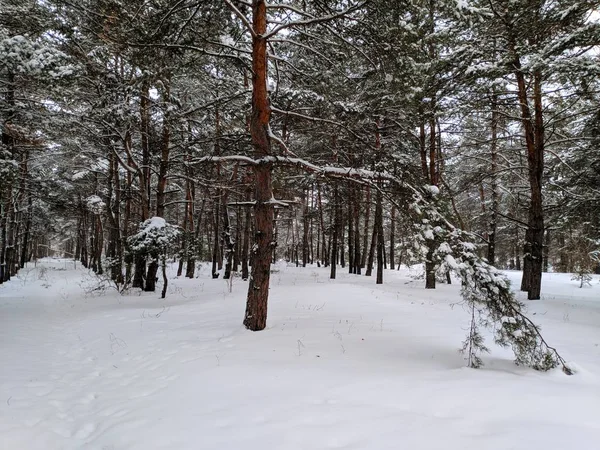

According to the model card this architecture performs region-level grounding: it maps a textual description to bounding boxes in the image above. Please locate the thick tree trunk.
[244,0,274,331]
[425,247,436,289]
[512,48,544,300]
[146,260,158,292]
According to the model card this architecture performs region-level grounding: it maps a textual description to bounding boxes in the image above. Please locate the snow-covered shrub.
[128,217,180,261]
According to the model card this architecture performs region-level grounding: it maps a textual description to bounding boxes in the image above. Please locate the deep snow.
[1,259,599,449]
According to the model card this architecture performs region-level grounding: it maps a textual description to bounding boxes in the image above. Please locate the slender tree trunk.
[161,256,168,299]
[177,197,189,277]
[361,186,370,268]
[375,190,384,285]
[542,228,550,273]
[353,194,361,275]
[241,187,251,280]
[348,190,354,274]
[330,186,338,279]
[389,205,395,270]
[302,189,309,267]
[317,183,327,266]
[488,92,499,266]
[223,204,234,280]
[365,211,378,276]
[211,195,220,279]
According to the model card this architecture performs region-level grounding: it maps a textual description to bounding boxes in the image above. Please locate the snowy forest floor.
[1,259,599,450]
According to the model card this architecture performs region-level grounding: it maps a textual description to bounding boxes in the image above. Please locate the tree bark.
[330,186,338,279]
[375,190,384,285]
[361,186,370,268]
[389,205,395,270]
[513,53,544,299]
[488,92,499,266]
[243,0,274,331]
[302,189,309,267]
[348,190,354,274]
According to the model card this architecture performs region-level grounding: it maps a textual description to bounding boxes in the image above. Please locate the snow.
[424,184,440,196]
[1,261,599,449]
[85,195,105,214]
[146,216,167,229]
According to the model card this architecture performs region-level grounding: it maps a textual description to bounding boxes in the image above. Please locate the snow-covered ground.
[1,259,599,450]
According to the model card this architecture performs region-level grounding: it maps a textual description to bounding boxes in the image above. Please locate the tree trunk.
[361,186,370,268]
[365,210,378,276]
[330,186,338,279]
[146,259,158,292]
[302,189,309,267]
[353,194,361,275]
[244,0,274,331]
[389,205,395,270]
[241,187,251,280]
[348,190,354,274]
[512,46,544,300]
[223,203,234,280]
[161,257,168,299]
[488,92,499,266]
[375,190,384,285]
[425,246,436,289]
[211,196,220,279]
[542,228,550,273]
[317,183,327,266]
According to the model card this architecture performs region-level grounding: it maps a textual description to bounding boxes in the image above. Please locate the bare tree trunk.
[361,186,370,268]
[375,190,384,285]
[243,0,274,331]
[353,194,361,275]
[348,191,354,274]
[223,204,234,280]
[389,205,395,270]
[512,44,544,300]
[146,85,170,292]
[317,183,327,266]
[241,186,251,280]
[488,92,499,266]
[543,228,550,273]
[330,186,338,279]
[211,196,220,279]
[365,209,378,277]
[161,256,167,299]
[302,189,309,267]
[133,83,151,289]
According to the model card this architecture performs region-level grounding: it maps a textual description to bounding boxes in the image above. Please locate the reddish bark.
[243,0,274,331]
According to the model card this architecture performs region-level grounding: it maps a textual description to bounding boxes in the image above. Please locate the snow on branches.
[0,33,74,77]
[128,217,180,259]
[411,190,572,374]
